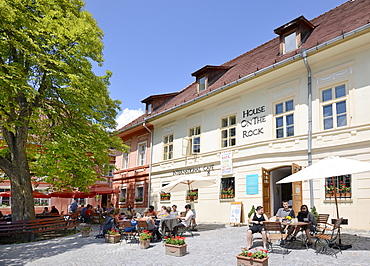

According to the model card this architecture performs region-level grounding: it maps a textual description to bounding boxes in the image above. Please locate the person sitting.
[127,204,133,214]
[81,204,93,223]
[42,207,49,215]
[50,206,59,215]
[102,211,117,234]
[290,204,316,245]
[275,200,295,238]
[171,205,178,216]
[246,206,268,250]
[69,199,78,214]
[140,210,162,241]
[148,205,157,219]
[157,206,169,218]
[173,204,194,236]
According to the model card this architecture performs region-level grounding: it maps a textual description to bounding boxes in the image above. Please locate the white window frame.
[163,134,174,160]
[320,83,348,130]
[274,99,295,139]
[135,184,144,202]
[189,126,201,154]
[120,187,127,203]
[121,152,129,169]
[198,76,207,92]
[221,115,236,148]
[284,31,297,53]
[137,141,147,166]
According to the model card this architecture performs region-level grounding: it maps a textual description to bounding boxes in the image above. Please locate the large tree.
[0,0,126,221]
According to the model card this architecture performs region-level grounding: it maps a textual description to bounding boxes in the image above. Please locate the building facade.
[117,0,370,229]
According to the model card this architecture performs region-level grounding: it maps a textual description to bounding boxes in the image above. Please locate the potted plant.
[135,197,143,202]
[236,247,269,266]
[164,236,187,257]
[160,193,171,201]
[105,228,121,243]
[119,198,126,203]
[188,190,198,201]
[81,225,92,237]
[139,229,153,249]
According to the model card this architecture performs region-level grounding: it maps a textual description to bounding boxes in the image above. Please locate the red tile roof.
[118,0,370,132]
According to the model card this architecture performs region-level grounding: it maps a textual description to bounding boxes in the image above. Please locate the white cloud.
[116,108,144,130]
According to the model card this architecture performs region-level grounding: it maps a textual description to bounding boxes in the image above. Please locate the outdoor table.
[160,217,179,237]
[281,221,309,247]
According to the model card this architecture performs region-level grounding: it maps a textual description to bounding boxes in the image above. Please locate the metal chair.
[315,217,343,258]
[263,221,289,254]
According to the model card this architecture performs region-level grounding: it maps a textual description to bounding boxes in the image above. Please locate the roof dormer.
[274,16,314,55]
[141,92,179,115]
[191,65,231,93]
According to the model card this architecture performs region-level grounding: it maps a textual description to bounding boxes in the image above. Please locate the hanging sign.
[221,151,233,175]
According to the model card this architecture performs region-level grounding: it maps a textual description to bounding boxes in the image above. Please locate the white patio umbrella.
[277,156,370,216]
[160,175,216,193]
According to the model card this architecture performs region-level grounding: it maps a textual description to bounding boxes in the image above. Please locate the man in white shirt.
[173,204,194,235]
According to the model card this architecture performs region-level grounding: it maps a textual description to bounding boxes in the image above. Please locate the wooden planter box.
[81,231,91,237]
[165,244,187,257]
[161,197,170,201]
[236,255,269,266]
[140,240,150,249]
[105,234,121,243]
[326,192,352,198]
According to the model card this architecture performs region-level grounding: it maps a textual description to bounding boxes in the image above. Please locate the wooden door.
[291,163,302,215]
[262,168,271,217]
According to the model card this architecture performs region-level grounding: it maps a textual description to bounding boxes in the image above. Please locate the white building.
[119,0,370,229]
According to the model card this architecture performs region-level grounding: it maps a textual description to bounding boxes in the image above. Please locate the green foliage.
[0,0,128,218]
[165,236,186,245]
[248,205,256,218]
[311,206,319,221]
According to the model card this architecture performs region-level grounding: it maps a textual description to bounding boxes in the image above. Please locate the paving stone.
[0,224,369,266]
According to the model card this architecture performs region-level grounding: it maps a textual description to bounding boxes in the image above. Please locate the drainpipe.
[300,48,314,209]
[143,121,153,208]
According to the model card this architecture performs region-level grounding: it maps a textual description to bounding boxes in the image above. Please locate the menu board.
[230,202,242,224]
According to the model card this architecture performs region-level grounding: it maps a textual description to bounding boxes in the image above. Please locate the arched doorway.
[262,163,302,217]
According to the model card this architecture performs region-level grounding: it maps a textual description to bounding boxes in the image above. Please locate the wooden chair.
[263,221,288,254]
[315,217,343,258]
[314,214,330,235]
[119,220,138,244]
[137,220,149,233]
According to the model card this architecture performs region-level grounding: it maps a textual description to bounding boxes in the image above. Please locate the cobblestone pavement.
[0,223,369,266]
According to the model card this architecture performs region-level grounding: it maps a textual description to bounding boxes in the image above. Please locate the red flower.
[248,252,253,256]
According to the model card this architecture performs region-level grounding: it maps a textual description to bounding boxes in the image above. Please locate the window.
[189,126,201,154]
[325,175,351,199]
[321,84,347,130]
[198,76,206,92]
[120,188,127,203]
[34,189,50,206]
[284,32,297,53]
[163,134,173,160]
[135,185,144,202]
[121,152,129,169]
[0,188,10,207]
[275,99,294,138]
[221,115,236,148]
[147,103,152,114]
[220,177,235,198]
[75,198,86,206]
[160,182,171,201]
[137,142,147,166]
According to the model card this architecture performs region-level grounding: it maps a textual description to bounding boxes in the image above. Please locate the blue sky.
[84,0,346,129]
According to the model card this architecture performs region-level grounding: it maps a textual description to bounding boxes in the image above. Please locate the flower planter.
[105,234,121,243]
[165,244,187,257]
[236,255,269,266]
[140,240,151,249]
[326,192,352,198]
[161,197,170,201]
[81,230,91,237]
